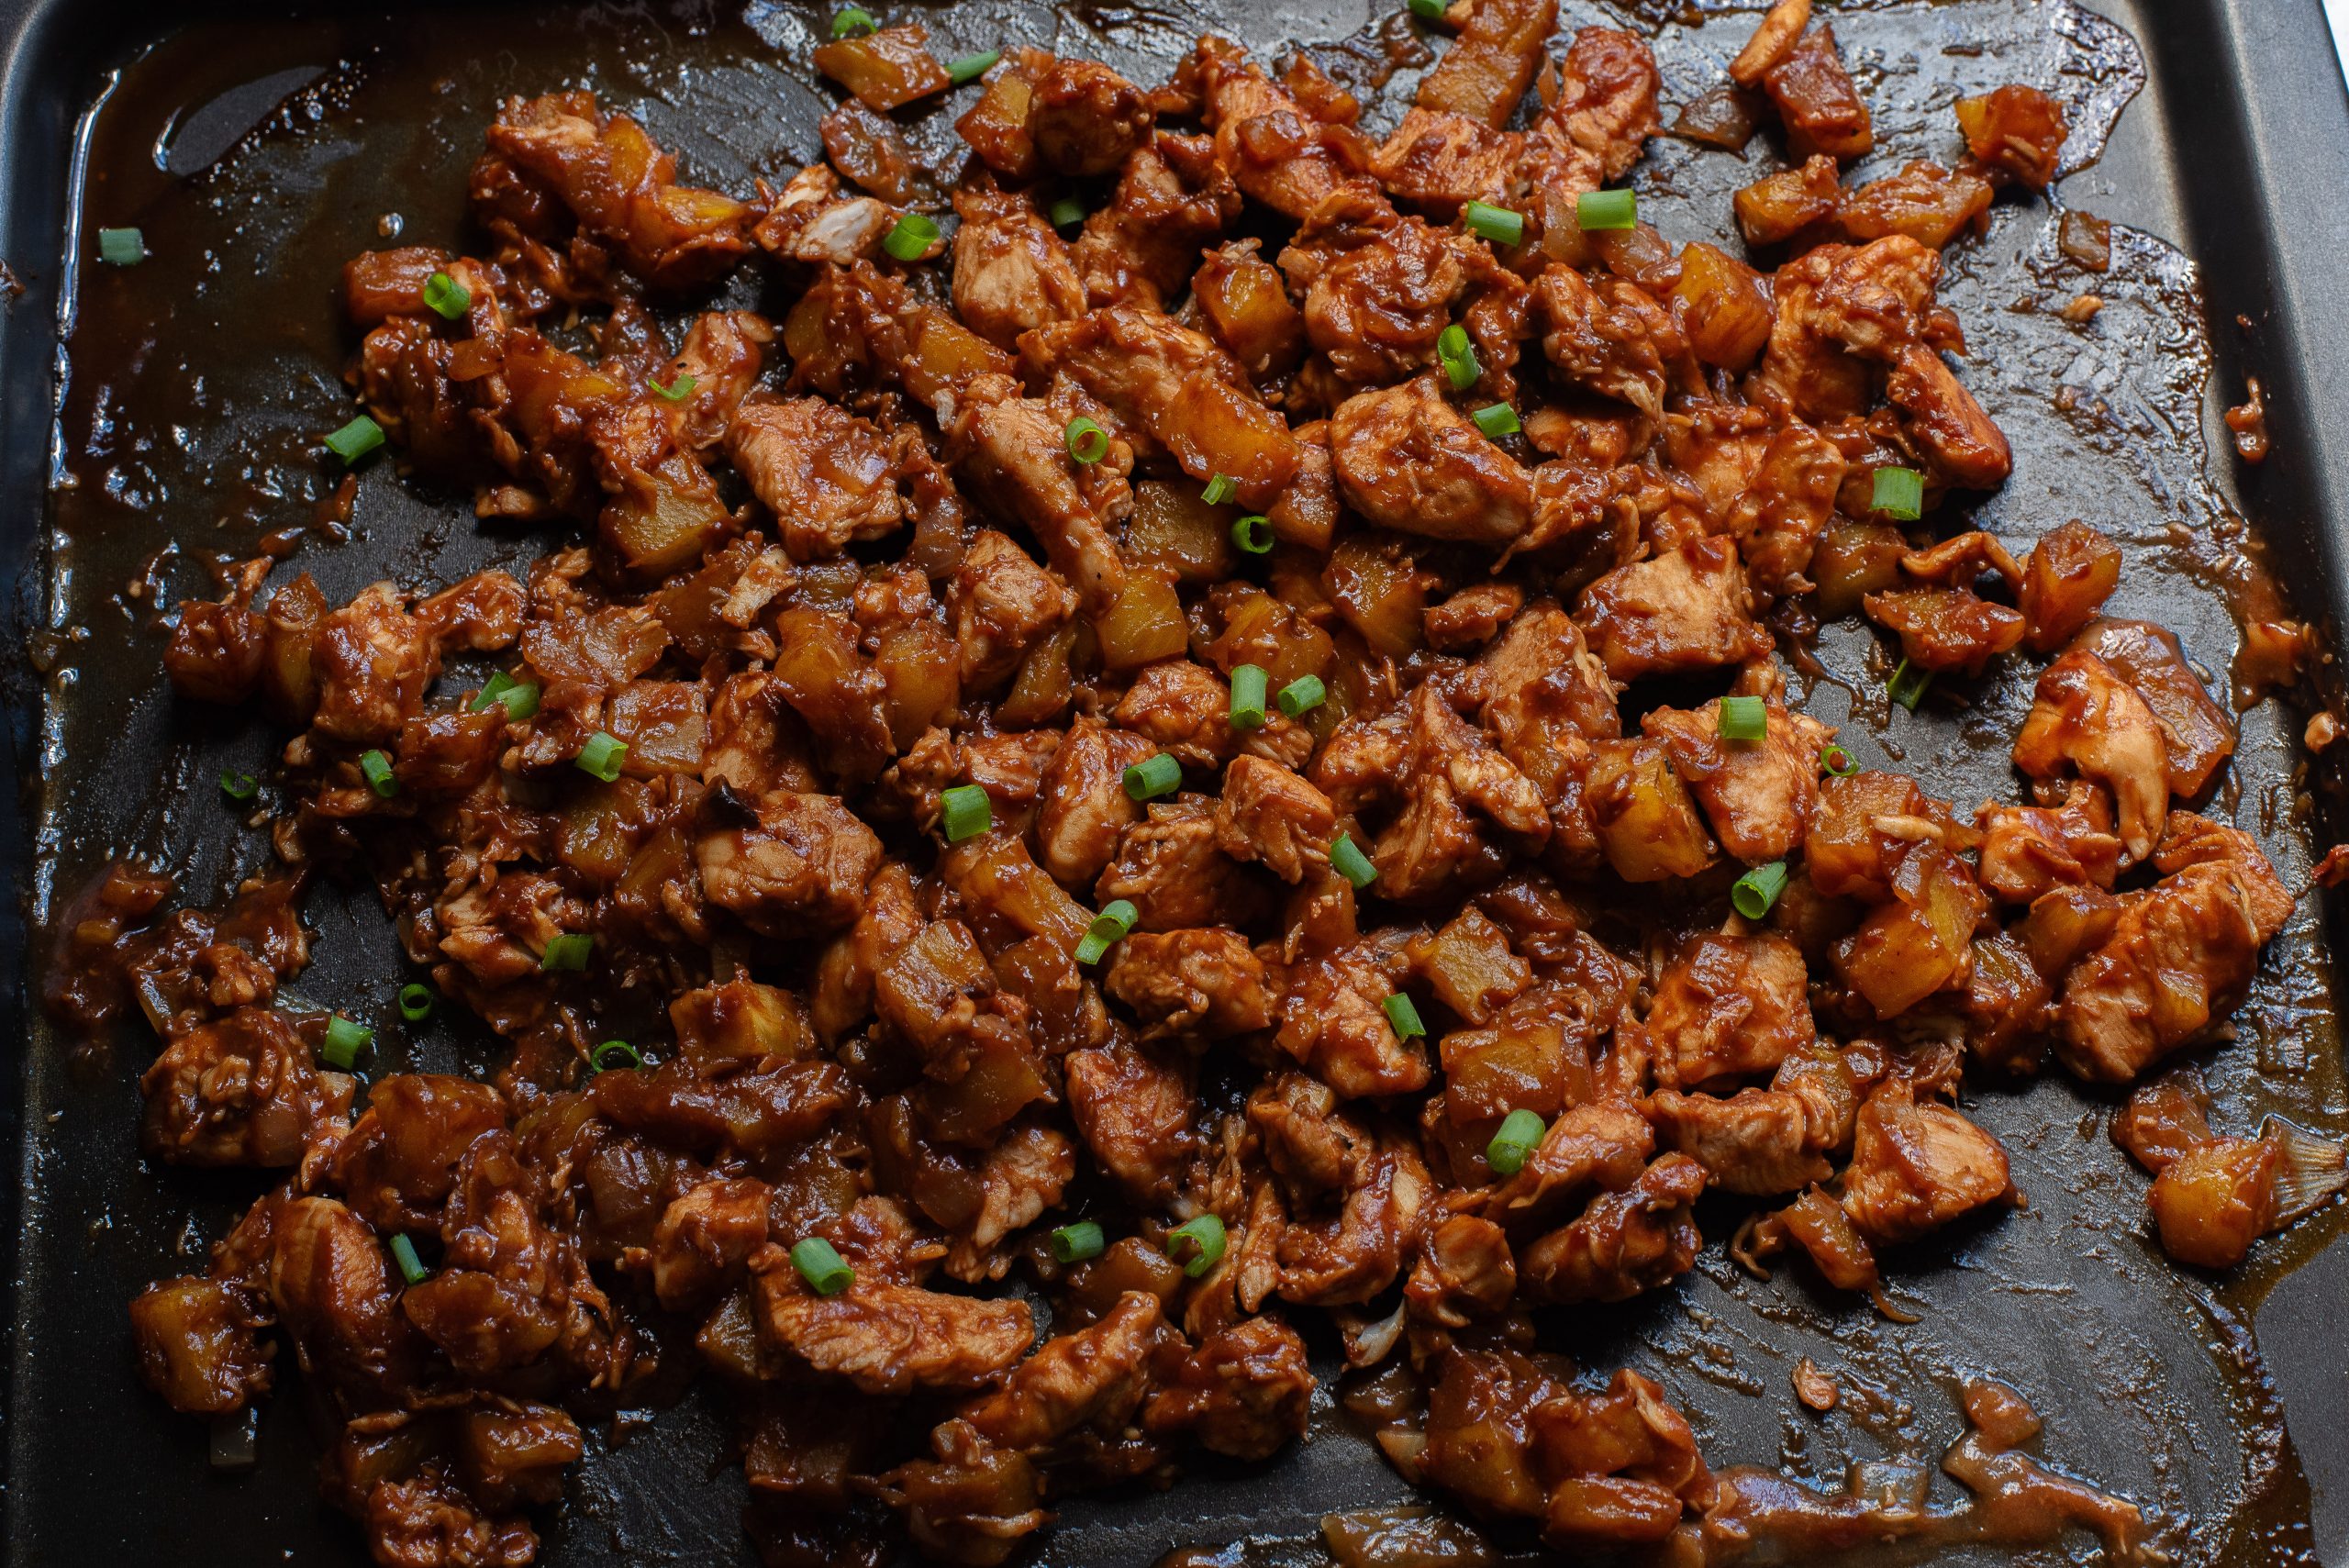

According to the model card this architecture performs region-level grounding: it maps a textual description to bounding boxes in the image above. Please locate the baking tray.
[6,0,2349,1563]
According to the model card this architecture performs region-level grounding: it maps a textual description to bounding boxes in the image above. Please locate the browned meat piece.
[311,583,444,745]
[1213,756,1337,883]
[1477,604,1619,860]
[1534,266,1681,417]
[1141,1316,1313,1462]
[1642,684,1832,862]
[950,185,1085,350]
[1762,26,1871,161]
[1366,683,1551,901]
[268,1195,417,1400]
[725,397,903,561]
[1024,308,1298,506]
[1111,659,1313,772]
[1481,1101,1654,1230]
[1032,715,1153,885]
[1864,585,2027,676]
[1522,27,1660,217]
[1275,1136,1431,1307]
[696,790,884,938]
[949,1124,1077,1283]
[1955,85,2068,189]
[1404,1215,1518,1326]
[877,1419,1048,1568]
[1249,1073,1367,1201]
[1642,931,1816,1087]
[1191,37,1386,223]
[754,161,899,261]
[2149,1137,2276,1270]
[1371,107,1523,217]
[1071,132,1243,310]
[401,1131,602,1379]
[1105,929,1274,1040]
[2011,651,2169,864]
[1838,161,1994,250]
[961,1290,1172,1452]
[1887,343,2013,489]
[1425,583,1524,651]
[335,1074,509,1234]
[1976,787,2122,904]
[128,1275,273,1415]
[2111,1070,2214,1174]
[2069,619,2236,797]
[1297,217,1473,386]
[1275,940,1431,1099]
[1025,52,1154,176]
[1518,1153,1705,1303]
[2020,520,2121,653]
[950,530,1078,695]
[651,1178,772,1311]
[1839,1083,2011,1244]
[2055,813,2292,1084]
[362,1470,540,1568]
[1326,375,1534,544]
[1065,1037,1198,1202]
[1575,539,1772,683]
[1646,1087,1831,1195]
[755,1262,1034,1396]
[485,91,751,289]
[1097,797,1268,933]
[1531,1369,1714,1550]
[139,1006,351,1171]
[948,373,1130,612]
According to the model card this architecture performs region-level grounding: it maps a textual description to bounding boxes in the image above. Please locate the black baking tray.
[6,1,2349,1564]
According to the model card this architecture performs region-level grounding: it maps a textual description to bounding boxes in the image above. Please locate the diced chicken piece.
[1838,1083,2011,1244]
[1191,37,1387,222]
[1646,1088,1831,1195]
[2011,651,2169,864]
[1644,931,1816,1087]
[1976,787,2122,904]
[950,186,1086,350]
[1887,343,2012,489]
[696,790,884,938]
[1065,1037,1198,1202]
[312,583,444,745]
[1275,940,1431,1098]
[139,1006,350,1169]
[1865,585,2027,675]
[1071,131,1243,309]
[961,1291,1172,1452]
[1025,51,1155,176]
[1105,929,1275,1040]
[1523,27,1660,209]
[1098,797,1269,933]
[754,1264,1034,1396]
[1112,659,1314,771]
[651,1179,772,1311]
[1214,756,1338,883]
[1518,1153,1705,1303]
[2069,619,2236,798]
[1249,1073,1368,1200]
[1575,538,1772,684]
[1276,1138,1433,1307]
[876,1420,1047,1568]
[948,1124,1077,1283]
[1372,107,1524,217]
[1642,684,1831,862]
[1298,218,1474,386]
[1329,375,1536,544]
[1374,683,1552,903]
[725,397,903,561]
[947,373,1130,613]
[1032,715,1155,886]
[950,529,1078,694]
[2110,1069,2214,1174]
[1142,1315,1315,1462]
[1729,0,1810,86]
[1534,267,1679,418]
[1404,1215,1519,1327]
[1481,1101,1655,1230]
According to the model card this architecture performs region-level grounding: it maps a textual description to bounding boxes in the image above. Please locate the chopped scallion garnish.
[882,213,939,262]
[220,772,258,801]
[1383,992,1425,1040]
[1471,402,1520,439]
[387,1233,430,1286]
[97,227,145,266]
[1486,1108,1545,1175]
[1229,663,1268,731]
[1718,695,1767,742]
[1330,830,1376,890]
[397,984,434,1023]
[576,730,627,782]
[1201,473,1237,506]
[1231,514,1274,554]
[1166,1214,1227,1278]
[321,1015,373,1071]
[540,932,593,973]
[1462,200,1524,248]
[1576,187,1637,231]
[947,49,1000,83]
[325,416,385,465]
[1048,195,1085,231]
[830,6,876,37]
[1731,861,1790,920]
[792,1236,854,1295]
[651,373,697,403]
[1124,752,1182,802]
[1872,465,1924,521]
[360,749,397,798]
[941,784,993,843]
[1820,742,1859,777]
[473,672,540,720]
[1064,416,1109,464]
[1437,322,1480,391]
[1408,0,1446,17]
[1075,899,1139,966]
[591,1040,643,1073]
[1276,674,1326,718]
[422,271,470,319]
[1888,658,1932,711]
[1050,1220,1105,1263]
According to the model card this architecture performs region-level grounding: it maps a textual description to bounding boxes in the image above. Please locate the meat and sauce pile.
[55,0,2349,1562]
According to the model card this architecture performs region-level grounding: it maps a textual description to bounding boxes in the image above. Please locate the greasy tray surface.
[5,0,2349,1563]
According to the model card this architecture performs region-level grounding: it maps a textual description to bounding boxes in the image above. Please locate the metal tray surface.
[5,2,2349,1564]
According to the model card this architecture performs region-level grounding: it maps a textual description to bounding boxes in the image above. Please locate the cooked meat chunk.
[1646,1087,1831,1195]
[1839,1084,2011,1244]
[1141,1316,1314,1462]
[140,1006,350,1168]
[1642,684,1831,862]
[1643,931,1817,1088]
[1518,1153,1705,1303]
[1576,539,1772,683]
[1213,756,1337,883]
[1033,715,1154,884]
[951,529,1078,693]
[1299,218,1473,386]
[2011,651,2170,864]
[961,1290,1170,1452]
[2068,618,2236,797]
[1329,376,1536,544]
[726,397,903,560]
[1104,929,1275,1040]
[696,791,885,937]
[950,186,1086,350]
[1275,940,1431,1099]
[756,1263,1034,1396]
[1065,1037,1197,1202]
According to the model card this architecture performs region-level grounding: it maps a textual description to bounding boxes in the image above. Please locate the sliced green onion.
[1437,323,1480,391]
[941,784,993,843]
[883,213,939,262]
[397,984,434,1022]
[1330,830,1376,890]
[422,271,471,319]
[1276,675,1326,718]
[947,49,1000,83]
[1229,663,1268,731]
[1075,899,1139,967]
[792,1236,854,1296]
[1463,200,1524,247]
[473,672,541,720]
[540,932,593,973]
[1486,1108,1545,1176]
[1383,993,1425,1040]
[1871,465,1924,521]
[1471,402,1520,439]
[651,373,697,403]
[1124,752,1182,801]
[1231,514,1275,554]
[219,772,259,801]
[321,1015,373,1069]
[387,1234,430,1286]
[1717,695,1767,742]
[360,750,397,798]
[98,227,146,266]
[1201,473,1238,506]
[1047,195,1086,231]
[1064,416,1109,464]
[1731,861,1790,920]
[1820,742,1859,777]
[1888,658,1932,712]
[591,1040,643,1073]
[325,416,385,465]
[1050,1220,1106,1263]
[1577,187,1637,231]
[1166,1214,1227,1278]
[576,730,627,783]
[830,6,876,36]
[1408,0,1447,17]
